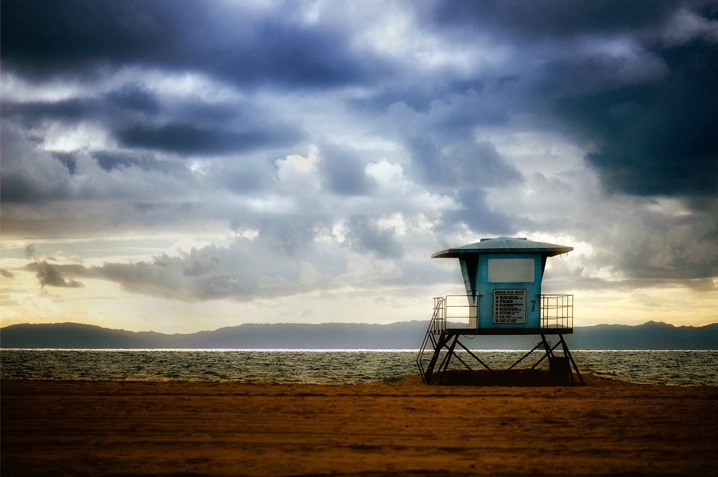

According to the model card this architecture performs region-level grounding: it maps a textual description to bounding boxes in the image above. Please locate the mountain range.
[1,321,717,350]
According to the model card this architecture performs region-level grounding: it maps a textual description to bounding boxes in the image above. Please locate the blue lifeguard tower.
[417,237,582,384]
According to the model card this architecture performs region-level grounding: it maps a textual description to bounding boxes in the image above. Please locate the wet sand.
[2,376,717,476]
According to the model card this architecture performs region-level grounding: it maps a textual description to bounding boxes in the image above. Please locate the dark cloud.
[1,98,100,124]
[20,244,83,288]
[3,97,301,170]
[0,268,15,278]
[425,0,718,199]
[442,190,516,236]
[2,85,163,128]
[116,123,286,156]
[53,153,78,175]
[0,125,187,204]
[608,209,718,282]
[408,135,522,190]
[92,151,186,174]
[104,84,162,114]
[23,244,36,260]
[23,260,84,288]
[35,261,84,288]
[430,0,679,39]
[350,79,502,118]
[207,16,381,88]
[98,252,238,301]
[345,216,404,259]
[319,144,373,196]
[92,235,349,301]
[0,172,43,203]
[253,215,333,257]
[554,38,718,197]
[0,0,185,78]
[1,0,382,88]
[218,161,276,196]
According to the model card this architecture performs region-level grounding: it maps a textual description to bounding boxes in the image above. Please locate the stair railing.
[430,296,447,334]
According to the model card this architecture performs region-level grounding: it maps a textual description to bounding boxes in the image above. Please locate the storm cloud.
[1,0,716,331]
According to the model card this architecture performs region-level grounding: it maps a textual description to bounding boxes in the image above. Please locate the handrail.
[540,294,573,329]
[429,293,573,330]
[430,296,447,334]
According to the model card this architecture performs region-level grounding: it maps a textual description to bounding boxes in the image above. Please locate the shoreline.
[2,375,717,476]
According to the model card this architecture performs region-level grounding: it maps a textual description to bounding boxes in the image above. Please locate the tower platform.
[416,294,582,385]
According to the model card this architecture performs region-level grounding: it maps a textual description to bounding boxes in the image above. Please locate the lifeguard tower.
[417,237,582,384]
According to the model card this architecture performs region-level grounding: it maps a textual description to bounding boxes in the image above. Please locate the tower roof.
[432,237,573,258]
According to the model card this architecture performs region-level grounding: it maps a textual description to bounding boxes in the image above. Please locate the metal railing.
[540,294,573,329]
[429,295,479,334]
[428,293,573,333]
[430,296,447,334]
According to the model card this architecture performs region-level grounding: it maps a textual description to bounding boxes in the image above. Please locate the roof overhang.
[432,237,573,258]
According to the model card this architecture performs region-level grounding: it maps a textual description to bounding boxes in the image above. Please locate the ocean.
[1,349,717,386]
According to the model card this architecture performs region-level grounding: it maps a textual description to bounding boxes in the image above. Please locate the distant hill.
[0,322,428,350]
[565,321,718,350]
[1,321,717,350]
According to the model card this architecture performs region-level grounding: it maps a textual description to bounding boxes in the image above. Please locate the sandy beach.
[2,375,717,477]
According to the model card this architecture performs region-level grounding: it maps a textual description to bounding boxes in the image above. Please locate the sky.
[1,0,717,334]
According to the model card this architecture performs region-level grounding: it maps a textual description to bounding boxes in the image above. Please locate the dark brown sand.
[2,375,717,477]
